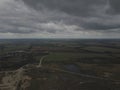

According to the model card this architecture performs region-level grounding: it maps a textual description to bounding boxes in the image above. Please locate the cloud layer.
[0,0,120,38]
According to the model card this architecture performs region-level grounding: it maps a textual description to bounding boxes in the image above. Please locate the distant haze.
[0,0,120,38]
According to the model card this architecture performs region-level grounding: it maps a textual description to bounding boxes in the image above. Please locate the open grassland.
[0,39,120,90]
[39,52,116,63]
[83,46,120,53]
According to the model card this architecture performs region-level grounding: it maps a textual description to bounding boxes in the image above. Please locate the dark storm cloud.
[107,0,120,14]
[82,22,120,30]
[0,0,120,38]
[21,0,120,32]
[22,0,106,17]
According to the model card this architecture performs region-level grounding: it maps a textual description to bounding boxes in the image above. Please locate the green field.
[39,52,114,63]
[83,46,120,53]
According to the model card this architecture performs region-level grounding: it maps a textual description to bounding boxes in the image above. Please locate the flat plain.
[0,39,120,90]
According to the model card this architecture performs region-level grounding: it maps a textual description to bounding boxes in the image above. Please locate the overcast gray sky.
[0,0,120,38]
